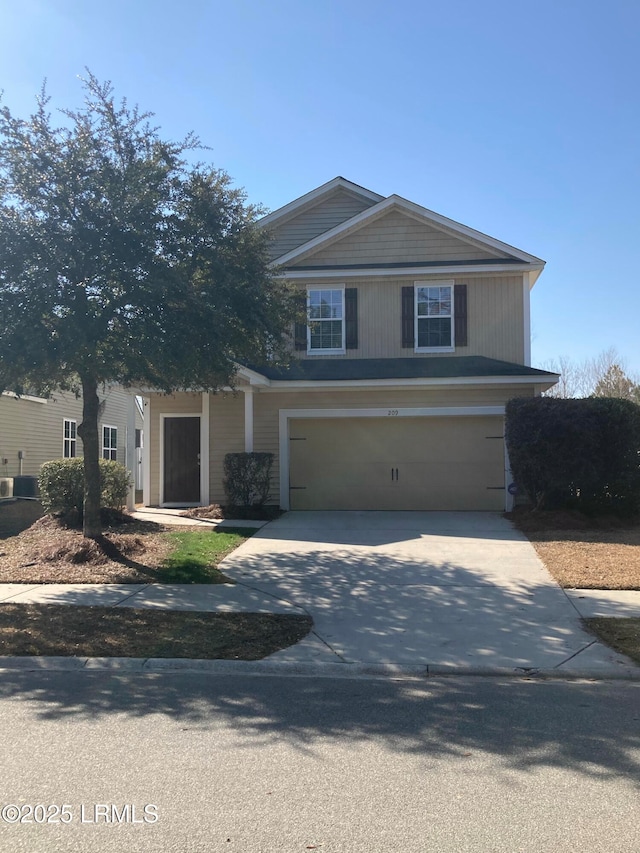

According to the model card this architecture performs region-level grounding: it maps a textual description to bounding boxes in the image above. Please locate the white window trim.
[63,418,77,458]
[306,284,346,356]
[1,391,47,404]
[102,424,118,460]
[414,279,455,353]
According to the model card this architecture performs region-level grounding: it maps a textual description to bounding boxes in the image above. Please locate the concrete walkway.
[129,506,267,529]
[1,510,639,677]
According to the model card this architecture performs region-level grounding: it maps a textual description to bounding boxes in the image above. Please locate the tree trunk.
[77,374,102,538]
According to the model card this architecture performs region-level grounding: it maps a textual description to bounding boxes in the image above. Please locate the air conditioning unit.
[0,477,14,499]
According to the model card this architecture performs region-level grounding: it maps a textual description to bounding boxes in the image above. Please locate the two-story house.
[141,177,557,512]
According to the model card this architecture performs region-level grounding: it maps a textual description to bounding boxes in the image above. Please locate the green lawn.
[158,528,253,583]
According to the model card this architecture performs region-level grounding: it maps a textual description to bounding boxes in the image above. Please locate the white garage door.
[288,416,505,511]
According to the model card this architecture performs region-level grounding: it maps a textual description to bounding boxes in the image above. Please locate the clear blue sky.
[2,0,639,373]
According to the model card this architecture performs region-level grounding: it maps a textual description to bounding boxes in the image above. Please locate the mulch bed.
[0,514,174,584]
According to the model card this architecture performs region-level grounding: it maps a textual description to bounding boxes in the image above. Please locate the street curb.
[0,656,638,681]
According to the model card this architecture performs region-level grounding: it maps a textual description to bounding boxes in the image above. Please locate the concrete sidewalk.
[129,506,267,529]
[0,581,302,614]
[2,580,638,619]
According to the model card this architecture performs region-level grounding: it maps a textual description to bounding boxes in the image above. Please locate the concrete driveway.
[220,511,635,674]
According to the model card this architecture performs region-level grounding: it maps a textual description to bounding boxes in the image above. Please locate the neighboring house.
[0,386,143,500]
[142,177,558,512]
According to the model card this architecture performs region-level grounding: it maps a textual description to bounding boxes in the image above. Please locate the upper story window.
[415,282,455,352]
[63,419,77,458]
[307,288,345,354]
[102,425,118,460]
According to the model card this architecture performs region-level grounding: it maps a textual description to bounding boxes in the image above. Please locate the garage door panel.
[289,416,505,511]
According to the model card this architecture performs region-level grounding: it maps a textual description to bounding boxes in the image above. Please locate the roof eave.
[277,262,545,280]
[240,372,559,391]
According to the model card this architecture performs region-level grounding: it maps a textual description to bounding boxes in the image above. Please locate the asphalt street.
[0,669,638,852]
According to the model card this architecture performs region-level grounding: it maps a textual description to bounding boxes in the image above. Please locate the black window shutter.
[294,292,307,351]
[345,288,358,349]
[454,284,468,347]
[401,286,414,348]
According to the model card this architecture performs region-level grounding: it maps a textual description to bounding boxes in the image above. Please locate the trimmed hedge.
[223,452,274,507]
[39,458,132,516]
[505,397,640,515]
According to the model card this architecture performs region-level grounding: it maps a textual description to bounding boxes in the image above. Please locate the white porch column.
[244,387,254,452]
[125,392,136,510]
[142,397,151,507]
[201,392,210,505]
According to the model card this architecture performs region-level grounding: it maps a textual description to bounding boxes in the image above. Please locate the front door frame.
[278,405,512,512]
[159,408,209,507]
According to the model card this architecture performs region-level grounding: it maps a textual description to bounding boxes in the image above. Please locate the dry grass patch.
[0,604,312,659]
[509,509,640,590]
[584,618,640,666]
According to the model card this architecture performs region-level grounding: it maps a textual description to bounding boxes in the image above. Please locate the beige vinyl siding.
[297,274,525,363]
[250,385,533,505]
[267,189,377,260]
[208,393,244,505]
[0,387,134,479]
[290,210,512,267]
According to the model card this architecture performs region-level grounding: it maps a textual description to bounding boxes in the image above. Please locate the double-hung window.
[415,281,455,351]
[307,288,345,354]
[63,419,77,458]
[102,426,118,460]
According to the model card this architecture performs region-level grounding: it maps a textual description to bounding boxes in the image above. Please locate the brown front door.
[163,417,200,503]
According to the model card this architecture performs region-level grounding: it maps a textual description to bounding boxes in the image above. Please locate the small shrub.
[223,452,274,507]
[39,458,132,516]
[506,397,640,516]
[99,459,131,510]
[39,459,85,515]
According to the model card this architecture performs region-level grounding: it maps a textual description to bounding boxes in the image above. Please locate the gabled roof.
[242,357,558,385]
[274,194,544,269]
[258,177,384,230]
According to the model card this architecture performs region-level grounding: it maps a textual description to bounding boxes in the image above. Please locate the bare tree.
[541,347,640,400]
[540,355,590,398]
